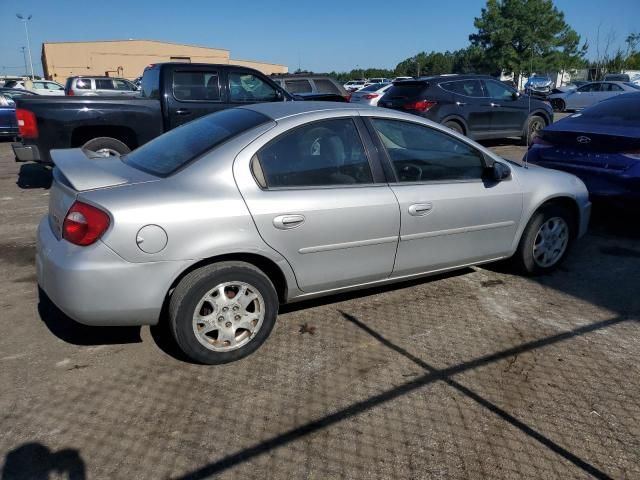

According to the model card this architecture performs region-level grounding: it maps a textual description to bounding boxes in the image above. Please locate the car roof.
[0,87,37,95]
[241,101,363,120]
[400,74,495,83]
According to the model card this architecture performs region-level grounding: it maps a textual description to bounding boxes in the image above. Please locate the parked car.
[64,76,139,96]
[4,79,65,95]
[12,63,297,163]
[604,72,640,85]
[524,76,554,98]
[0,88,37,140]
[37,102,590,364]
[366,77,391,85]
[271,74,350,101]
[378,75,553,144]
[548,81,639,112]
[526,92,640,201]
[349,82,392,106]
[343,80,366,92]
[393,76,413,82]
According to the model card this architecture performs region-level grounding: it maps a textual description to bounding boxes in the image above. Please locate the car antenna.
[524,44,534,169]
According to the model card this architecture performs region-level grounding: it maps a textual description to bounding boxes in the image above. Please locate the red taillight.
[403,100,436,112]
[345,94,352,102]
[68,89,75,96]
[16,109,38,139]
[62,201,110,246]
[363,94,380,100]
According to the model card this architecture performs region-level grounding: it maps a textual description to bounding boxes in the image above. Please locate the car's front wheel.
[514,205,574,275]
[169,262,278,364]
[551,98,565,112]
[522,115,546,145]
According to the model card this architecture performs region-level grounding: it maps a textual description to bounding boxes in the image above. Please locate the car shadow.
[16,163,52,189]
[37,287,142,346]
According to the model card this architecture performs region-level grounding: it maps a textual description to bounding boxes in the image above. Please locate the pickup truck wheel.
[82,137,131,157]
[169,262,278,365]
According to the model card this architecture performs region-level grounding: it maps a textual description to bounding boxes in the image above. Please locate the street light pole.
[20,47,28,77]
[16,14,35,80]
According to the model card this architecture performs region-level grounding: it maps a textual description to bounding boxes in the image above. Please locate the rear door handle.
[408,203,433,216]
[490,102,501,107]
[175,109,192,116]
[273,214,305,229]
[455,101,466,106]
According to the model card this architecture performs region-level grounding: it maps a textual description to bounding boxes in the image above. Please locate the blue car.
[525,92,640,200]
[0,88,37,140]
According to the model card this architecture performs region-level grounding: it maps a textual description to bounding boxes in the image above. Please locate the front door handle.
[408,203,433,216]
[175,109,192,116]
[490,102,501,107]
[273,214,305,229]
[455,101,466,106]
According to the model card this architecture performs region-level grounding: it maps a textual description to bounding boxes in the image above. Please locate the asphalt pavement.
[0,137,639,480]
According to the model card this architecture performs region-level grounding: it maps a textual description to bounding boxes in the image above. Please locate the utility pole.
[16,14,35,80]
[20,47,28,77]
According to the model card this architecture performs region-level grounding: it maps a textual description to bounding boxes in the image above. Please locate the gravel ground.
[0,136,638,480]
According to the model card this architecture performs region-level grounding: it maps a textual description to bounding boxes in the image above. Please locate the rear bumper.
[36,216,189,326]
[12,142,41,162]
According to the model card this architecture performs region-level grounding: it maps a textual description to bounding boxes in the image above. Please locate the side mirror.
[511,91,520,100]
[488,161,511,181]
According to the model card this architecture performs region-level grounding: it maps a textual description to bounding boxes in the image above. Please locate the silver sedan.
[349,82,392,106]
[549,81,639,111]
[38,102,591,364]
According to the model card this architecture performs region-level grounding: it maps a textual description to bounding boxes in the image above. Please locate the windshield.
[123,108,271,176]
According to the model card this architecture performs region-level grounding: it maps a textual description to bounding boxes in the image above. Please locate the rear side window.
[371,119,485,182]
[173,71,220,101]
[313,79,340,94]
[123,109,271,176]
[256,118,373,188]
[284,79,312,93]
[95,79,114,90]
[141,67,160,99]
[75,79,91,89]
[441,80,484,97]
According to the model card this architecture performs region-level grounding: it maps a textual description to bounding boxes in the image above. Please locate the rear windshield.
[573,95,640,125]
[386,82,429,98]
[123,109,271,176]
[361,83,384,92]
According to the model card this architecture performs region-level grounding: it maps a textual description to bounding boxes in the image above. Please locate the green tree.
[470,0,587,78]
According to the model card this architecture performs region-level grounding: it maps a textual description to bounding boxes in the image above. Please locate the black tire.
[521,115,546,146]
[551,98,565,112]
[169,261,278,364]
[82,137,131,157]
[514,205,574,275]
[443,120,464,135]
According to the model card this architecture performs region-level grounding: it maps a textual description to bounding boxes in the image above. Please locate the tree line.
[319,0,638,82]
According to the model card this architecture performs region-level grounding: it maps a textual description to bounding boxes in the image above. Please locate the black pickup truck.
[12,63,346,163]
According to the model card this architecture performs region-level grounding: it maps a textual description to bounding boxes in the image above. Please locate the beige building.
[41,39,288,81]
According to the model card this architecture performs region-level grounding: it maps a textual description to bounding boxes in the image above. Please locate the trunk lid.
[48,148,159,239]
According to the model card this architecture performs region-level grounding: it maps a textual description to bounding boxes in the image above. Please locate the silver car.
[37,102,591,364]
[548,81,639,111]
[349,82,392,106]
[64,76,139,96]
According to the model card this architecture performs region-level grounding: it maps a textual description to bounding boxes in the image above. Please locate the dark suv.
[378,75,553,143]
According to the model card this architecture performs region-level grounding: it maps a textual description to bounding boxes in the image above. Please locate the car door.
[440,80,491,137]
[482,80,527,134]
[44,82,65,96]
[113,78,138,97]
[234,115,400,292]
[166,66,227,129]
[366,117,522,275]
[568,83,597,109]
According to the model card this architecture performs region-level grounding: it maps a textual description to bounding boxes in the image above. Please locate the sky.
[1,0,639,77]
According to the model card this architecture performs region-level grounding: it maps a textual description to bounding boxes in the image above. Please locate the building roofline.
[42,39,230,52]
[231,58,288,68]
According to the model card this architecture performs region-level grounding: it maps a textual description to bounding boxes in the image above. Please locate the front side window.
[441,80,484,97]
[256,118,373,188]
[284,79,312,94]
[229,73,278,102]
[173,71,220,101]
[371,119,485,182]
[46,82,63,90]
[484,80,514,99]
[604,83,622,92]
[578,83,600,92]
[114,79,135,91]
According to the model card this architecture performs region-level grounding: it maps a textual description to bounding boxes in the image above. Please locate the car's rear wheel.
[82,137,131,157]
[522,115,546,145]
[443,120,464,135]
[514,205,574,275]
[169,262,278,364]
[551,98,565,112]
